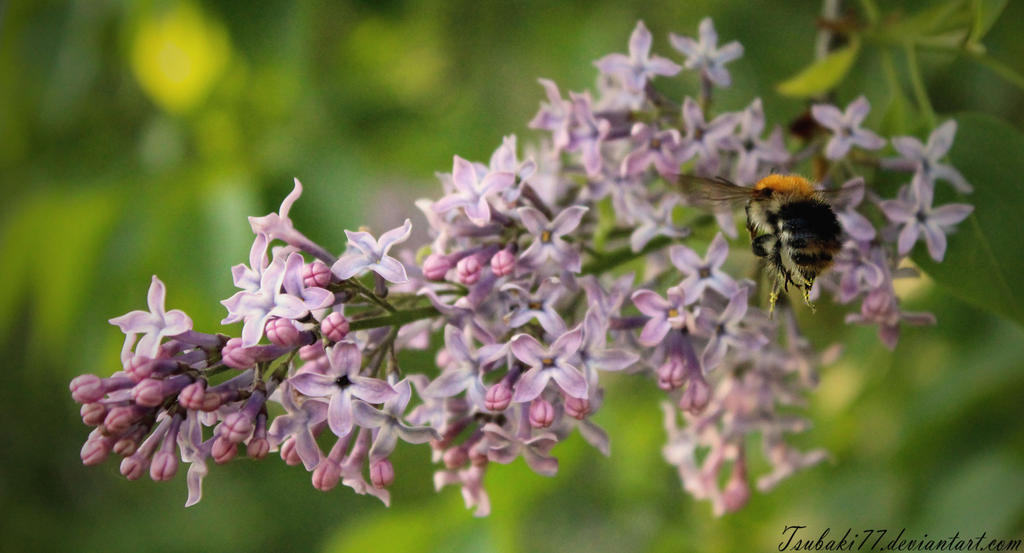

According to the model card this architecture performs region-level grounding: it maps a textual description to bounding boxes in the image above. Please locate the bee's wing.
[815,177,865,208]
[677,175,754,207]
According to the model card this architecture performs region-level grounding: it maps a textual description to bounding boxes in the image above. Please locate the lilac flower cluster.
[71,18,972,515]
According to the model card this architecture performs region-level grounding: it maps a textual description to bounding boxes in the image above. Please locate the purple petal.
[328,341,362,373]
[927,120,957,157]
[811,104,843,130]
[512,367,550,403]
[639,318,671,347]
[594,53,630,76]
[395,425,441,445]
[294,430,323,471]
[922,224,948,261]
[824,136,852,160]
[669,34,698,58]
[551,363,588,398]
[632,289,671,316]
[352,400,391,428]
[852,128,886,150]
[846,96,871,126]
[452,155,478,194]
[553,325,584,357]
[510,334,547,367]
[327,392,354,438]
[550,206,588,237]
[892,136,926,160]
[289,373,337,398]
[350,376,397,404]
[344,229,380,257]
[706,232,729,268]
[517,206,549,235]
[424,370,470,398]
[378,219,412,253]
[929,203,973,226]
[146,275,167,316]
[373,256,409,284]
[880,199,914,223]
[669,245,702,273]
[932,165,973,193]
[629,21,652,61]
[897,223,921,256]
[589,348,638,372]
[332,253,372,280]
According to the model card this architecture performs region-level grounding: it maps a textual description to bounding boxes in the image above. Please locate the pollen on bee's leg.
[802,285,816,313]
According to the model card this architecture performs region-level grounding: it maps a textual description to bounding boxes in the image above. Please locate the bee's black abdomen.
[792,251,833,266]
[779,200,840,238]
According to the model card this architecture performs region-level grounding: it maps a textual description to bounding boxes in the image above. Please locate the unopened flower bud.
[178,380,206,410]
[657,356,687,390]
[266,317,302,346]
[212,436,238,464]
[485,381,513,412]
[490,249,516,277]
[131,378,168,407]
[564,395,591,419]
[149,450,178,481]
[321,312,350,342]
[422,254,452,281]
[303,260,333,288]
[280,438,302,466]
[222,412,255,443]
[104,405,146,435]
[70,374,104,404]
[456,256,482,285]
[678,375,711,414]
[299,341,326,361]
[312,458,341,491]
[81,434,112,465]
[370,458,395,488]
[222,338,257,369]
[247,437,270,460]
[80,403,107,426]
[529,397,555,428]
[443,446,469,469]
[120,455,147,480]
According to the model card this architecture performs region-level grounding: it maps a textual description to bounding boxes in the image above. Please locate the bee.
[679,173,849,316]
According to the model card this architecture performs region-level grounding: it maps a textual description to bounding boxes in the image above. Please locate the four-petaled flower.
[354,377,441,462]
[517,205,588,273]
[632,286,689,346]
[880,183,973,262]
[669,233,740,304]
[678,96,739,175]
[110,275,193,363]
[289,341,397,439]
[332,218,413,284]
[433,155,515,226]
[595,20,682,93]
[509,326,589,402]
[885,120,972,194]
[221,255,308,346]
[811,96,885,160]
[669,18,743,87]
[267,381,328,471]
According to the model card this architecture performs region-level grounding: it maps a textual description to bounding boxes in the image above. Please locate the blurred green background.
[1,1,1022,552]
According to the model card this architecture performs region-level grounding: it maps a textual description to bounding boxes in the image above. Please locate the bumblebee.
[679,174,845,315]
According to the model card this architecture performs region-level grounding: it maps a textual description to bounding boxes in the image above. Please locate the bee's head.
[754,174,815,199]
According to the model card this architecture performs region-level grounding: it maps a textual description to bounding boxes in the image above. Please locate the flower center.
[650,137,662,149]
[529,301,542,310]
[668,308,679,318]
[540,230,552,243]
[698,266,711,279]
[334,375,352,389]
[542,357,555,367]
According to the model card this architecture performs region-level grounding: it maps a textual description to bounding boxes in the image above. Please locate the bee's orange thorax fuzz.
[754,174,815,197]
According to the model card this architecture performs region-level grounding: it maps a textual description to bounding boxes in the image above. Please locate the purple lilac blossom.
[811,96,886,160]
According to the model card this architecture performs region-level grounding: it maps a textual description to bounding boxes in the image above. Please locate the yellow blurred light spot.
[892,259,934,300]
[131,3,230,113]
[816,362,863,416]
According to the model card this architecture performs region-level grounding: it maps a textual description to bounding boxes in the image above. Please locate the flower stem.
[905,42,936,128]
[349,305,440,331]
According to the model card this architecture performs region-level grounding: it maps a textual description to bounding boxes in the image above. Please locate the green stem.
[904,42,937,128]
[581,235,674,275]
[349,305,440,331]
[347,277,396,313]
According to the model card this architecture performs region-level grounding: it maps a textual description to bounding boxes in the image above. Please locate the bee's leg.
[802,281,816,313]
[768,279,782,319]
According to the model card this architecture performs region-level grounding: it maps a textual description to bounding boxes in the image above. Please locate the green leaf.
[912,112,1024,326]
[776,38,860,98]
[969,0,1008,43]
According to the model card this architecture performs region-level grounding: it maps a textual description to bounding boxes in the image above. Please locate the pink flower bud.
[280,438,302,466]
[81,403,107,426]
[299,341,326,361]
[149,450,178,481]
[212,436,238,464]
[104,405,143,435]
[678,376,711,414]
[114,435,140,457]
[222,338,256,369]
[131,378,167,407]
[490,249,516,277]
[70,374,104,404]
[321,312,350,342]
[370,458,395,489]
[312,458,341,491]
[485,381,513,412]
[303,260,333,288]
[722,462,751,513]
[564,395,591,419]
[247,437,270,459]
[81,435,111,466]
[422,254,452,281]
[178,380,206,410]
[443,447,468,469]
[266,318,302,346]
[222,412,255,443]
[657,357,686,391]
[201,391,223,412]
[456,256,482,285]
[120,455,147,480]
[529,397,555,428]
[125,356,152,380]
